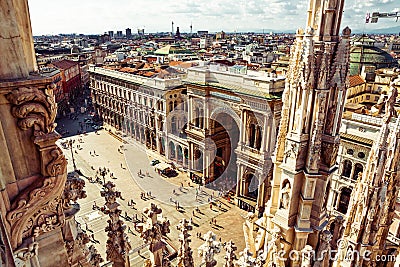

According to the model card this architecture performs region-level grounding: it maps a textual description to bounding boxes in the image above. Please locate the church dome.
[349,45,398,76]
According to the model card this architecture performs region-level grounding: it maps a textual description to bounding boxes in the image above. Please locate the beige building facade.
[89,64,286,215]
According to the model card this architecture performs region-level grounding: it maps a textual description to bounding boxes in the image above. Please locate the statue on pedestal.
[176,218,194,267]
[101,182,131,267]
[136,203,171,267]
[198,231,221,267]
[224,240,237,267]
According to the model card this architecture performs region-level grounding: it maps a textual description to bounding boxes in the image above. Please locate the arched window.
[249,124,256,148]
[353,163,363,180]
[338,187,352,214]
[195,107,200,127]
[255,126,262,150]
[245,173,259,200]
[169,142,175,159]
[171,116,177,134]
[341,160,352,178]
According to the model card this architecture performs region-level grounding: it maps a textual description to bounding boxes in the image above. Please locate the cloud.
[28,0,400,35]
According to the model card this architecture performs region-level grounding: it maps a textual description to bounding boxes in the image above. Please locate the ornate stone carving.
[197,231,221,267]
[136,203,171,267]
[176,218,194,267]
[7,178,66,249]
[88,245,104,267]
[284,142,298,162]
[100,182,131,266]
[6,84,57,136]
[314,230,332,267]
[46,148,66,177]
[384,81,398,123]
[13,241,39,267]
[320,142,339,167]
[62,172,87,210]
[29,197,64,238]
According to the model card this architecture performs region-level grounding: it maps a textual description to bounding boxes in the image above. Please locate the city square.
[57,112,248,265]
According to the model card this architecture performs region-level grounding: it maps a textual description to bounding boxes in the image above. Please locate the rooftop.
[52,59,79,70]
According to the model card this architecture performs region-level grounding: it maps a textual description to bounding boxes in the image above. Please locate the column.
[261,115,269,153]
[235,164,243,204]
[254,126,260,150]
[239,110,247,145]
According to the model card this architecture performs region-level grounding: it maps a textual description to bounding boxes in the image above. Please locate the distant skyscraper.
[176,27,181,38]
[172,21,174,36]
[108,30,114,38]
[116,31,123,38]
[126,28,132,38]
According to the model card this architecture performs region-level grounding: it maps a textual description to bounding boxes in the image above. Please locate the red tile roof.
[52,59,79,70]
[349,75,365,87]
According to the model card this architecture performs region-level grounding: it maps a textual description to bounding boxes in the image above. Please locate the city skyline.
[29,0,399,35]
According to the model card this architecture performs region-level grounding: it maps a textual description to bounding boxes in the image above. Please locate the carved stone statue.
[197,231,221,267]
[264,227,285,267]
[224,240,237,267]
[314,230,332,267]
[242,212,257,256]
[136,203,171,267]
[88,245,103,267]
[384,81,398,123]
[281,182,291,209]
[62,172,87,212]
[176,219,194,267]
[100,181,131,267]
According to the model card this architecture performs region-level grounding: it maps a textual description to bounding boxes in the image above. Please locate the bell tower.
[265,0,351,265]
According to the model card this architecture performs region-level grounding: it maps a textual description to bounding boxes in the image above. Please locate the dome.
[350,45,398,76]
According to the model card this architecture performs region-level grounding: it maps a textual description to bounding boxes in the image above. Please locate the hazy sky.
[28,0,399,35]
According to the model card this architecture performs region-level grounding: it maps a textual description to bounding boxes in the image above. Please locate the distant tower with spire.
[171,21,174,36]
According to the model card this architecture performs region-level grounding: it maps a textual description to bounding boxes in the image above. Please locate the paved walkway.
[123,140,222,208]
[57,118,248,266]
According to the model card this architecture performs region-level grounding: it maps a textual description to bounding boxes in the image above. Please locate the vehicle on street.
[150,159,160,166]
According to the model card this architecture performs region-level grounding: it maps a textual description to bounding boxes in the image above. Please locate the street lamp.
[68,140,77,170]
[99,167,107,184]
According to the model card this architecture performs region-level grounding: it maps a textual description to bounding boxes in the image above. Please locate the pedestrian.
[121,163,123,168]
[214,219,217,225]
[210,203,212,210]
[192,210,195,216]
